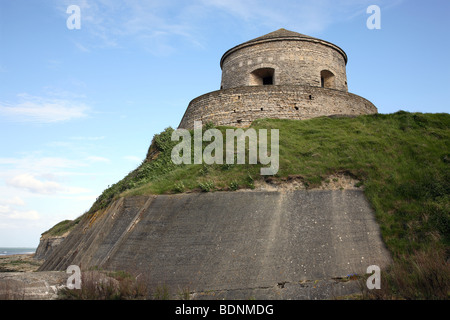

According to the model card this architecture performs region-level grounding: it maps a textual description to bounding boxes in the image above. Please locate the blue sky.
[0,0,449,247]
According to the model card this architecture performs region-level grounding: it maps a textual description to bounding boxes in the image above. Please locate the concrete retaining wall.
[39,189,390,299]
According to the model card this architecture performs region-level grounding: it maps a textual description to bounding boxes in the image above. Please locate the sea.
[0,247,36,256]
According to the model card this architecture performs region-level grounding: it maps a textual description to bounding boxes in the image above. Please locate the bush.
[199,181,215,192]
[362,248,450,300]
[229,181,239,191]
[174,182,185,193]
[58,270,149,300]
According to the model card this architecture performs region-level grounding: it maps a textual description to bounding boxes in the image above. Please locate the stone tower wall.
[177,29,377,129]
[178,85,377,129]
[220,40,348,92]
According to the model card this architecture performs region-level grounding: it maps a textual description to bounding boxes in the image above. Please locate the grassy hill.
[44,111,449,299]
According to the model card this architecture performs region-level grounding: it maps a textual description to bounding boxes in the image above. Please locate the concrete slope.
[39,189,391,299]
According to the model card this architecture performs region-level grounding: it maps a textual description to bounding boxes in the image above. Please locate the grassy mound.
[45,111,450,299]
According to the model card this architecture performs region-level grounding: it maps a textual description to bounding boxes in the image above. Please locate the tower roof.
[242,28,317,44]
[220,28,347,68]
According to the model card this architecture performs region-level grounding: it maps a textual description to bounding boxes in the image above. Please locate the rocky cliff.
[34,235,67,261]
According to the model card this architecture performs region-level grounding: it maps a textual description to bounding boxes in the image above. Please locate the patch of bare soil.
[251,172,363,192]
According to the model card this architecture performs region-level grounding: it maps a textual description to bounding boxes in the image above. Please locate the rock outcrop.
[34,235,67,261]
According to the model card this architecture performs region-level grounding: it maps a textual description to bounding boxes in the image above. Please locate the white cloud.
[0,204,40,220]
[7,210,40,221]
[0,196,26,206]
[42,86,87,100]
[0,156,85,172]
[0,93,89,123]
[0,157,86,190]
[7,174,62,195]
[0,154,95,204]
[54,0,401,55]
[200,0,399,34]
[6,173,91,195]
[57,0,203,54]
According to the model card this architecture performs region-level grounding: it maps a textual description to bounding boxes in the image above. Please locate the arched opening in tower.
[250,68,275,86]
[320,70,335,89]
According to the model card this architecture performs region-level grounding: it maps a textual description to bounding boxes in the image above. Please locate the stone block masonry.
[220,36,348,91]
[179,85,377,129]
[177,29,377,129]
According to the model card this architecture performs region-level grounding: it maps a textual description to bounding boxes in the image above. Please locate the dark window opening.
[320,70,335,89]
[250,68,275,86]
[294,107,299,111]
[261,108,264,111]
[309,95,312,100]
[237,119,242,124]
[263,76,273,85]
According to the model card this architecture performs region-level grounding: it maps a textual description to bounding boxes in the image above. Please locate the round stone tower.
[179,29,376,129]
[220,28,348,91]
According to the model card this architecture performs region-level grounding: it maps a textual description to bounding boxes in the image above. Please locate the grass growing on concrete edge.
[41,217,82,237]
[46,111,450,299]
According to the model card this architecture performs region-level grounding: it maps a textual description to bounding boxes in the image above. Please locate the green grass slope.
[44,111,450,299]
